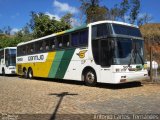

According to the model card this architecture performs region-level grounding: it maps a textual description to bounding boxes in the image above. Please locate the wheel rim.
[29,70,32,78]
[86,72,95,83]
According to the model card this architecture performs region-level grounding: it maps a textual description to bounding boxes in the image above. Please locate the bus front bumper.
[113,71,148,83]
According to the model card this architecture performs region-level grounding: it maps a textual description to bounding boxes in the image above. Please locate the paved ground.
[0,76,160,120]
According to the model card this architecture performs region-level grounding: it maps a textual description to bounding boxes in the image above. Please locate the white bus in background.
[0,47,17,75]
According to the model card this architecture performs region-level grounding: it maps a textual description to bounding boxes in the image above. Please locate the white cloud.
[10,28,19,35]
[53,0,79,14]
[45,12,61,21]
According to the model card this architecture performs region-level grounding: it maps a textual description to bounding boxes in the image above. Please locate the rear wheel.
[84,69,97,86]
[28,68,33,79]
[23,69,28,78]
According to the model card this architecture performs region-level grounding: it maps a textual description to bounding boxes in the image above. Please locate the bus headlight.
[143,64,148,70]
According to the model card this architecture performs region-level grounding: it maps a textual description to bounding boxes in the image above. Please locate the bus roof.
[17,20,138,46]
[0,47,17,51]
[88,20,138,28]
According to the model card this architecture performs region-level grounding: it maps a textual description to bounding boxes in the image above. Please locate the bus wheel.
[28,68,33,79]
[23,69,28,79]
[2,68,5,76]
[84,69,97,86]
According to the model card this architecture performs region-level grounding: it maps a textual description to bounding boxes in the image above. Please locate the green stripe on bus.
[55,49,75,79]
[48,51,64,78]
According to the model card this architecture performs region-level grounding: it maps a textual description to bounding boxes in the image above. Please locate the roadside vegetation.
[140,24,160,64]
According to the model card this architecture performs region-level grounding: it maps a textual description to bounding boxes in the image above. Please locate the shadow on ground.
[31,77,142,90]
[48,92,78,120]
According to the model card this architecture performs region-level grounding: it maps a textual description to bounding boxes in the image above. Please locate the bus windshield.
[113,38,144,65]
[5,49,16,66]
[112,24,142,37]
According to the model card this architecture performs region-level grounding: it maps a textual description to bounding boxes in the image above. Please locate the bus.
[16,21,148,86]
[0,47,17,75]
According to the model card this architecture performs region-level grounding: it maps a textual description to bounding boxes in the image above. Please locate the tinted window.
[50,38,56,50]
[17,45,26,56]
[92,40,100,64]
[112,24,142,37]
[57,36,63,49]
[71,32,79,46]
[63,35,70,47]
[92,24,110,39]
[79,30,88,45]
[45,38,50,51]
[9,49,16,54]
[35,41,43,53]
[27,43,34,54]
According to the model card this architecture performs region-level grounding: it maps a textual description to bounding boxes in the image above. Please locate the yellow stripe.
[56,31,65,35]
[17,52,56,78]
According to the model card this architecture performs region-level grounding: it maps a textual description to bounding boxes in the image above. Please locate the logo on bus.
[17,58,23,62]
[28,55,44,61]
[77,50,87,58]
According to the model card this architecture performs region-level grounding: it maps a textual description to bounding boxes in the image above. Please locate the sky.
[0,0,160,34]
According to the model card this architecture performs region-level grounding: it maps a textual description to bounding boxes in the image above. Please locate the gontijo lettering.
[28,55,44,61]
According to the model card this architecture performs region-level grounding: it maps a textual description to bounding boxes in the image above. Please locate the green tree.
[29,12,71,38]
[129,0,140,24]
[109,4,120,21]
[61,13,73,28]
[80,0,107,23]
[137,13,153,26]
[119,0,130,22]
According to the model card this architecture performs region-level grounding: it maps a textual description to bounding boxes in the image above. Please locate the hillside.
[140,23,160,64]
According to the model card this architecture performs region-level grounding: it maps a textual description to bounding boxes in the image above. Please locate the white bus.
[16,21,148,86]
[0,47,17,75]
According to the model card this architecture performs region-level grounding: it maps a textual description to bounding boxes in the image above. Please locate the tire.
[2,69,5,76]
[23,69,28,79]
[28,68,33,79]
[84,69,97,86]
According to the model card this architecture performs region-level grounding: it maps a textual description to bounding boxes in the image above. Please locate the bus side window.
[79,29,88,46]
[45,39,50,51]
[57,36,63,49]
[29,43,34,54]
[42,41,46,51]
[63,35,70,48]
[35,41,43,53]
[50,38,55,50]
[71,32,79,47]
[22,47,26,55]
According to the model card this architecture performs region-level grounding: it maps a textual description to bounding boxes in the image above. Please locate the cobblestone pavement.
[0,76,160,119]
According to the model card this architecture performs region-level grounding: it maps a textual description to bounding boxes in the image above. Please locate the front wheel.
[84,69,97,87]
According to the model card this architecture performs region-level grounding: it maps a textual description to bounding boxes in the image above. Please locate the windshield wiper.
[128,49,135,67]
[128,49,144,67]
[137,51,144,65]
